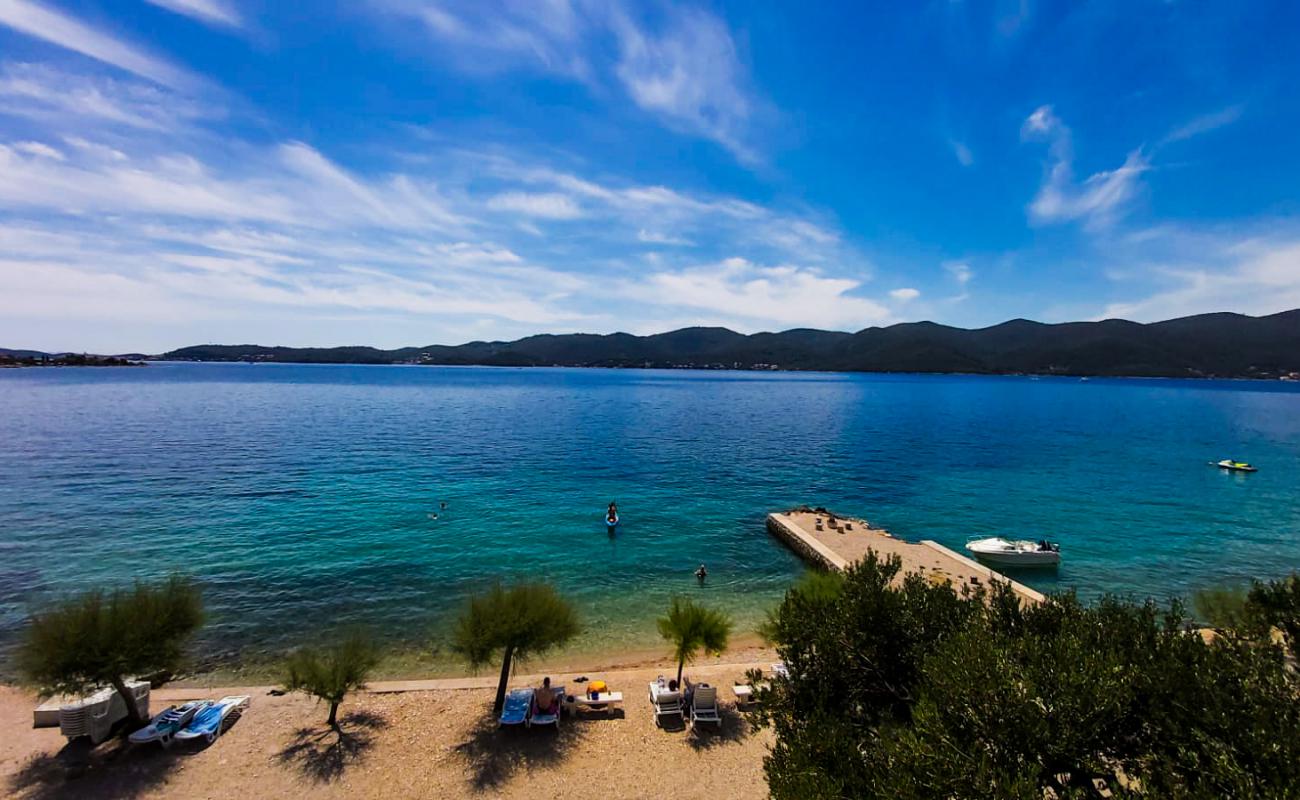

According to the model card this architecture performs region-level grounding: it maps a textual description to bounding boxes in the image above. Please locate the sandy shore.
[1,655,777,800]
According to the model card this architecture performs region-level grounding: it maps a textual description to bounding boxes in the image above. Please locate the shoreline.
[167,632,775,688]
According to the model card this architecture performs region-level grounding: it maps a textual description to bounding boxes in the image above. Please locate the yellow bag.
[589,680,608,693]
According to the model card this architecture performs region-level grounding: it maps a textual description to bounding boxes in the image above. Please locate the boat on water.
[1215,459,1257,473]
[965,537,1061,567]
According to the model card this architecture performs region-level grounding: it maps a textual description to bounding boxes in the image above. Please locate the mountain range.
[137,310,1300,378]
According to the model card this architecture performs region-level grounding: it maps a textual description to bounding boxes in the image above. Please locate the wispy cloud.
[621,257,891,331]
[1160,104,1245,146]
[945,260,973,285]
[610,5,759,163]
[890,287,920,302]
[1102,231,1300,322]
[1021,104,1148,229]
[0,62,214,130]
[0,0,197,88]
[950,139,974,167]
[486,191,584,220]
[371,1,765,164]
[144,0,241,29]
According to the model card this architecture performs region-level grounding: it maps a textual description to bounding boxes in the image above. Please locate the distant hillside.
[153,309,1300,378]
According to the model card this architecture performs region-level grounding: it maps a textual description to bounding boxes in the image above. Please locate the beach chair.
[129,700,211,748]
[55,680,151,745]
[770,662,789,678]
[648,683,683,726]
[528,685,565,729]
[499,688,533,727]
[175,695,250,744]
[689,685,722,729]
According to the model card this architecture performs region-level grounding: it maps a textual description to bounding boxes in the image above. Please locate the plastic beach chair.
[176,695,250,744]
[689,685,721,729]
[648,683,683,726]
[528,686,565,729]
[500,688,533,727]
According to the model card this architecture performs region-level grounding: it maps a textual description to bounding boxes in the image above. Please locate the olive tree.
[18,574,204,728]
[453,581,579,715]
[283,630,380,728]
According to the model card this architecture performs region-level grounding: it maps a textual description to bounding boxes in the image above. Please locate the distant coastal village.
[0,353,144,368]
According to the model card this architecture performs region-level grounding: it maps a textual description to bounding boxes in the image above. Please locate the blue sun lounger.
[500,688,533,727]
[176,695,250,744]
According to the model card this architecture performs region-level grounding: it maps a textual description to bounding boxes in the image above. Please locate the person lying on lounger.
[535,677,559,714]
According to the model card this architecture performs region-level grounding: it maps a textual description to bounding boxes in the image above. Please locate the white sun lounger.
[528,686,564,729]
[689,685,722,729]
[175,695,250,743]
[648,683,683,726]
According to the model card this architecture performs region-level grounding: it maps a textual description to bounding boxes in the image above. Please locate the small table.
[564,691,624,714]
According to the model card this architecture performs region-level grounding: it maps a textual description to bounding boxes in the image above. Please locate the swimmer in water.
[695,564,707,581]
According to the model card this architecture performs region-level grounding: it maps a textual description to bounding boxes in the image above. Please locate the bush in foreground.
[283,629,380,728]
[758,555,1300,798]
[18,574,203,728]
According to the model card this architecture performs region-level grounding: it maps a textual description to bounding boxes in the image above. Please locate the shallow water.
[1,363,1298,670]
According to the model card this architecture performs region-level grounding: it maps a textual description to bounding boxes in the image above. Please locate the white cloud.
[1021,104,1147,229]
[0,63,214,130]
[1102,237,1300,322]
[10,140,62,160]
[375,2,764,164]
[144,0,242,29]
[0,0,196,88]
[890,287,920,302]
[637,228,692,246]
[951,140,973,167]
[945,261,973,285]
[611,6,758,162]
[1161,104,1244,146]
[487,191,583,219]
[622,257,891,331]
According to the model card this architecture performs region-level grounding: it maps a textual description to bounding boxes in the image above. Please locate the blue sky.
[1,0,1299,351]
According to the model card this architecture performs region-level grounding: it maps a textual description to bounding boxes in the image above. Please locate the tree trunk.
[493,644,516,716]
[327,701,339,728]
[109,674,146,728]
[676,657,684,687]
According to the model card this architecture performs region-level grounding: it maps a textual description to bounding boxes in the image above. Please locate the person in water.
[607,501,618,523]
[695,563,708,581]
[535,676,558,714]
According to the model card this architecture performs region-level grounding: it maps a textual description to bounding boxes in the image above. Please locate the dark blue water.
[2,364,1298,670]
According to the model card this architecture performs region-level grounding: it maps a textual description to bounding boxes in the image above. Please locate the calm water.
[2,364,1299,671]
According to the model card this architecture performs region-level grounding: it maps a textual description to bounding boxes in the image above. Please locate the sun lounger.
[129,700,210,747]
[689,685,721,729]
[51,680,151,744]
[648,683,683,726]
[529,685,564,729]
[175,695,250,744]
[771,662,789,678]
[500,688,533,727]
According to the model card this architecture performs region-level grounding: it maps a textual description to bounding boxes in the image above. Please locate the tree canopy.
[758,555,1300,799]
[657,597,732,685]
[18,574,204,726]
[283,629,380,727]
[452,581,579,715]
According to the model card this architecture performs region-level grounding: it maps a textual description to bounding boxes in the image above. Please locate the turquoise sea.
[2,363,1299,672]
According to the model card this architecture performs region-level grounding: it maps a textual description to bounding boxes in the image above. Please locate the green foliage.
[283,630,380,727]
[657,597,732,685]
[1192,584,1251,630]
[452,581,579,714]
[18,575,203,724]
[760,556,1300,799]
[1247,573,1300,654]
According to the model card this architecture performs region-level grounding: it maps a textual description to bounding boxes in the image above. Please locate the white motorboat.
[965,537,1060,567]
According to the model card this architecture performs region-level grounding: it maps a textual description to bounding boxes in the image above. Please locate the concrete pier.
[767,509,1045,605]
